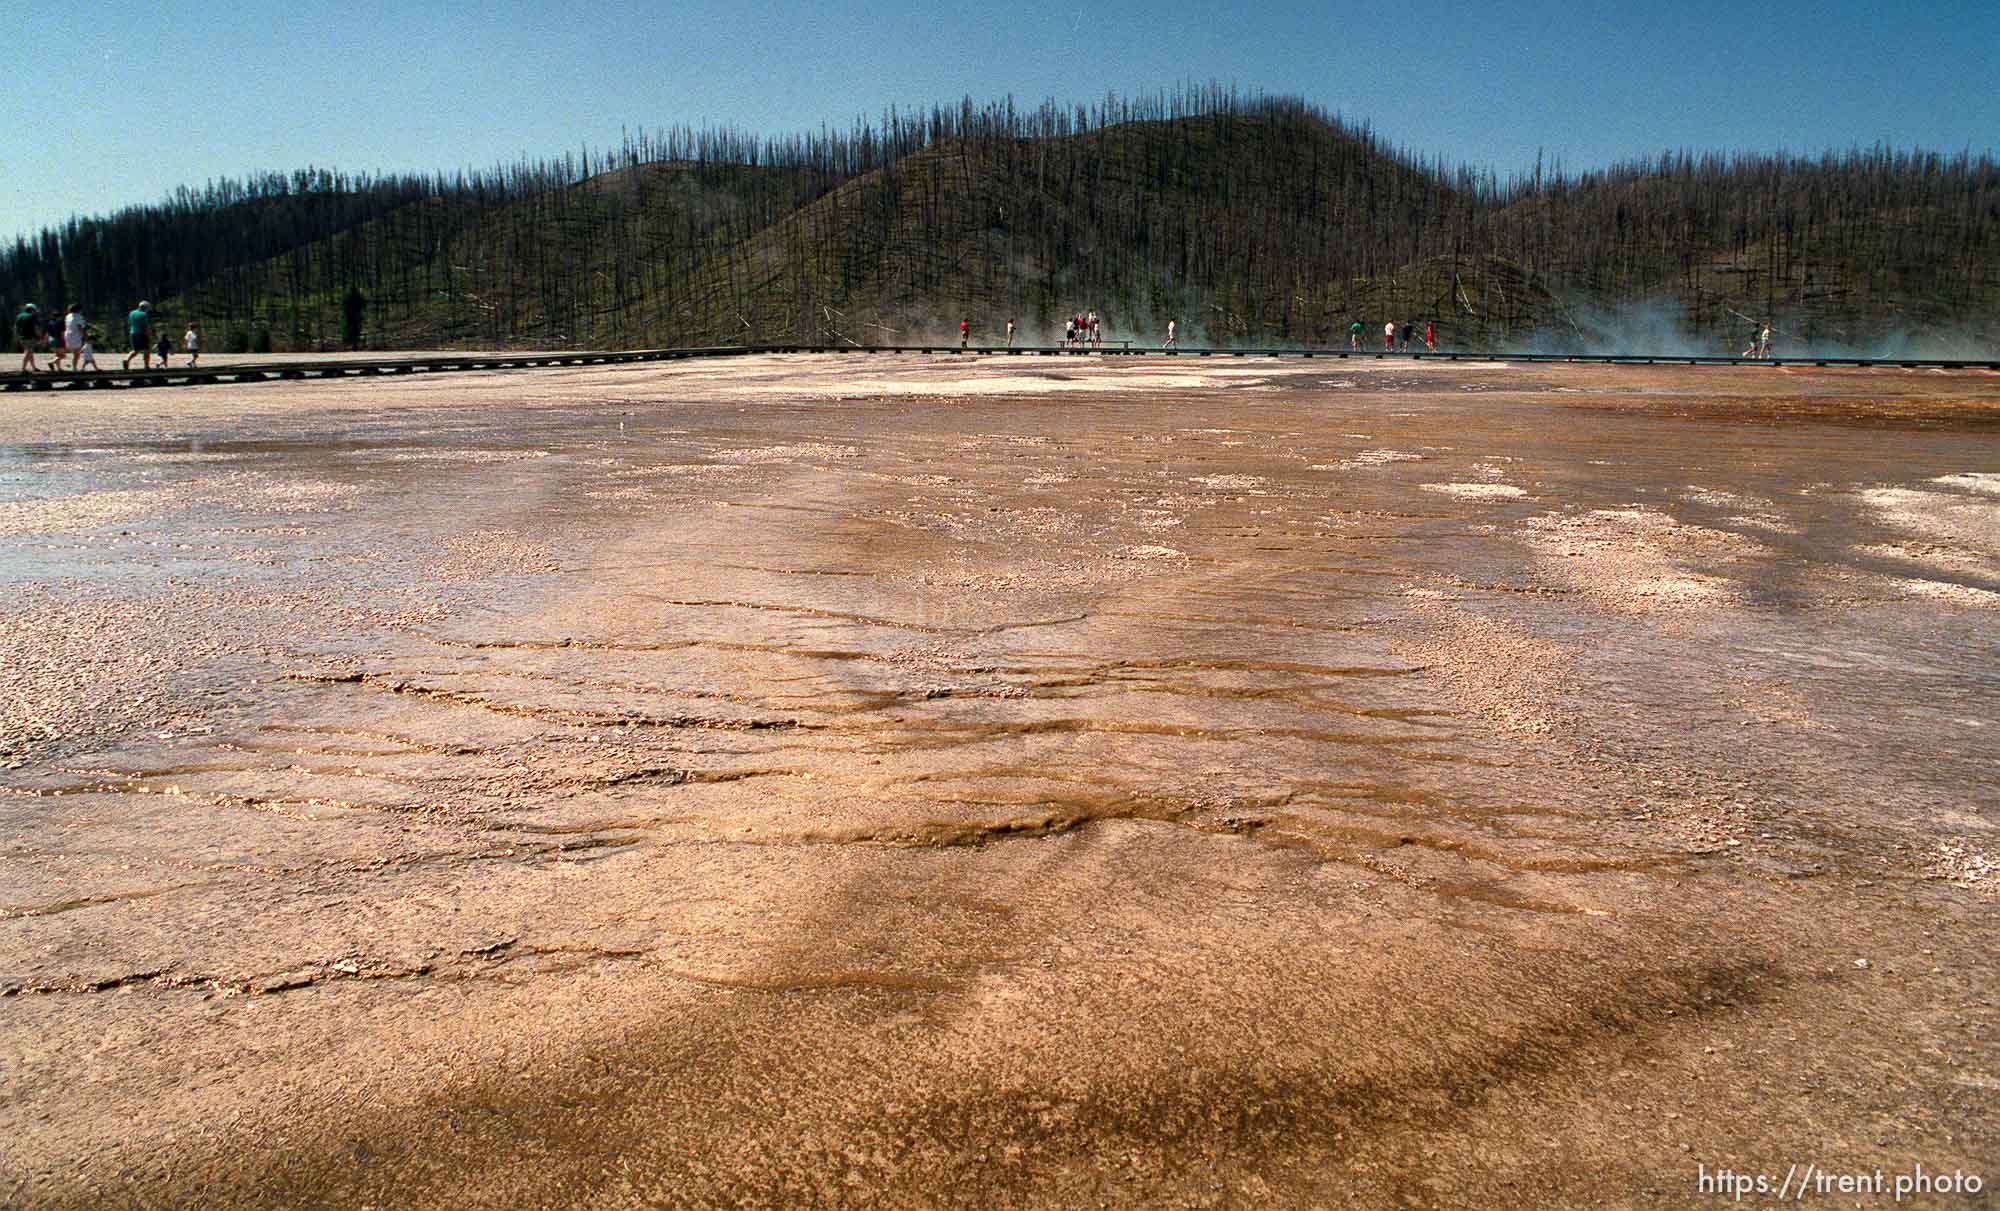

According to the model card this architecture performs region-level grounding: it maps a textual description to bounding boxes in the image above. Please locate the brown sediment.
[0,354,1995,1208]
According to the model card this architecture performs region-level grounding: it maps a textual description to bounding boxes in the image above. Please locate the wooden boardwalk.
[5,344,1997,392]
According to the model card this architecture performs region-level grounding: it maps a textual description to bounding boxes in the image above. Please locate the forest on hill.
[5,86,1997,355]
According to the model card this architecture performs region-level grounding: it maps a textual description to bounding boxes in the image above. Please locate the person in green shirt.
[1348,319,1363,350]
[123,301,153,370]
[15,304,49,372]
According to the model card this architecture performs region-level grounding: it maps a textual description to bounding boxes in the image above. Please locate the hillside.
[5,91,1997,354]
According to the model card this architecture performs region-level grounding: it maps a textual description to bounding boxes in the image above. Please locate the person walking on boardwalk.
[1064,315,1076,347]
[1758,323,1773,359]
[184,323,200,367]
[1164,318,1177,348]
[63,305,86,371]
[15,304,47,372]
[78,324,101,371]
[1349,319,1363,350]
[959,318,969,349]
[1400,322,1414,352]
[1425,320,1436,352]
[123,301,154,370]
[1005,318,1015,348]
[1384,320,1395,351]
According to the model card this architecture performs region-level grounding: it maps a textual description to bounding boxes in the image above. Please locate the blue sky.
[4,0,1995,244]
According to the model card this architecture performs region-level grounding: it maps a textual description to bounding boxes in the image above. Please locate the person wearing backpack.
[15,304,47,372]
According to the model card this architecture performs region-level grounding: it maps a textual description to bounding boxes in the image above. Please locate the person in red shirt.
[959,318,969,349]
[1425,320,1436,352]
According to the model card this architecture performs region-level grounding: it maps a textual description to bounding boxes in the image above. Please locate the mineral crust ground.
[1,354,1995,1208]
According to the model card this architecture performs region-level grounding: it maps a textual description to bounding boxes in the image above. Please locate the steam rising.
[1513,297,2000,360]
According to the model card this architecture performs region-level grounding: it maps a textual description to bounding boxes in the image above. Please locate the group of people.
[13,304,95,372]
[941,313,1792,356]
[1063,311,1103,348]
[13,300,200,373]
[1348,318,1437,352]
[950,312,1470,352]
[960,312,1111,349]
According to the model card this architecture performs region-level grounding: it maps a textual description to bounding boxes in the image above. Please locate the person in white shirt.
[184,325,200,367]
[1164,319,1177,348]
[63,305,86,371]
[1384,320,1395,351]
